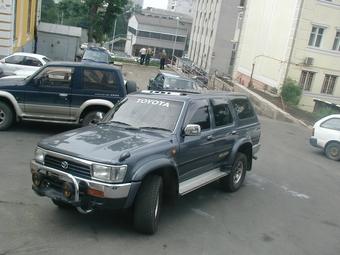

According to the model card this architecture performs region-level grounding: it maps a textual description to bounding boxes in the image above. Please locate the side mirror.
[183,124,201,136]
[33,78,42,86]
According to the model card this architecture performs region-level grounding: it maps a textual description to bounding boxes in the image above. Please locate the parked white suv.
[310,114,340,161]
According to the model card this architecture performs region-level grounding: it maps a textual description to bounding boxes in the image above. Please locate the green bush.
[281,77,302,106]
[271,87,278,94]
[314,107,339,119]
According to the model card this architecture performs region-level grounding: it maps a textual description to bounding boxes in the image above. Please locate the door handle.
[231,130,237,135]
[207,135,213,140]
[59,93,68,97]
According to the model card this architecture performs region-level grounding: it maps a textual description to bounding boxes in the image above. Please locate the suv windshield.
[82,48,110,64]
[102,96,184,132]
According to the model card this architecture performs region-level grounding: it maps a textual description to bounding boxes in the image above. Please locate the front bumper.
[30,160,139,213]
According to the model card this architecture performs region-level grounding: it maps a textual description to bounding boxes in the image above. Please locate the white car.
[310,114,340,161]
[0,52,52,76]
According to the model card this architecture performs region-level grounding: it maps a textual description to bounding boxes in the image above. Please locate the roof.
[44,61,121,70]
[136,90,247,101]
[12,52,48,58]
[134,14,188,29]
[37,22,82,37]
[142,7,193,22]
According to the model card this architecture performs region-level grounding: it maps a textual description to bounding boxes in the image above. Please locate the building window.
[299,71,315,91]
[162,34,172,41]
[151,32,160,39]
[321,74,337,94]
[128,27,136,35]
[332,31,340,51]
[27,0,32,33]
[308,26,324,47]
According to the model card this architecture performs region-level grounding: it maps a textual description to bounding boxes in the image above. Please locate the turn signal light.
[87,188,104,198]
[32,173,42,187]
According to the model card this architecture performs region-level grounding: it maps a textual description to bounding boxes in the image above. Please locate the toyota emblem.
[61,161,68,169]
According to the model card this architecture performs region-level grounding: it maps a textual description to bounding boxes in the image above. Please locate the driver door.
[24,66,74,119]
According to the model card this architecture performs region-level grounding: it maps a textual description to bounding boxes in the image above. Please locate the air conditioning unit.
[304,57,314,65]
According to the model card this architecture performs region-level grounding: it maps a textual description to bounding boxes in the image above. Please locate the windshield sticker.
[136,99,170,107]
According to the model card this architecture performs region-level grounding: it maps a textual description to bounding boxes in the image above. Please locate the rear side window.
[321,118,340,131]
[83,69,118,91]
[231,98,255,119]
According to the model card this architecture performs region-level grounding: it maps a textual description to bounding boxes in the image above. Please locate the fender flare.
[0,91,23,116]
[228,137,253,169]
[76,99,114,119]
[131,157,178,182]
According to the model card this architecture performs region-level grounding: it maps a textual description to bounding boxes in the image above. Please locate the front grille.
[45,155,91,179]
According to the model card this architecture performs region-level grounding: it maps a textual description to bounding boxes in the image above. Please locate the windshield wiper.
[139,126,172,132]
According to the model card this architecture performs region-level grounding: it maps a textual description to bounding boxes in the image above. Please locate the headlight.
[35,148,45,164]
[92,164,127,182]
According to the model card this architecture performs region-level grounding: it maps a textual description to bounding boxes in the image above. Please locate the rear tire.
[220,152,247,192]
[134,175,163,234]
[325,142,340,161]
[0,102,14,131]
[82,111,98,127]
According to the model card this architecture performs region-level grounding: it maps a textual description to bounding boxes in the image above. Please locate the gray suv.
[30,90,261,234]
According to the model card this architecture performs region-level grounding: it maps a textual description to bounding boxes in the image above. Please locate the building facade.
[187,0,241,76]
[125,13,189,60]
[0,0,40,58]
[234,0,340,112]
[168,0,197,17]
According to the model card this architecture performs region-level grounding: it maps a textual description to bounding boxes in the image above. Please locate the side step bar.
[179,168,229,196]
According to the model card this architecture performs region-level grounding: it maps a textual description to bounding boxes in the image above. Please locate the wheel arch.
[324,140,340,150]
[230,139,253,171]
[78,99,113,121]
[0,93,23,117]
[132,158,179,205]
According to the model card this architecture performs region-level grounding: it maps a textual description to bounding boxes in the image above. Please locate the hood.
[0,77,27,86]
[38,124,168,164]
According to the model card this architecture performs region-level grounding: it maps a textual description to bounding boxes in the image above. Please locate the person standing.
[145,47,153,66]
[139,47,146,65]
[160,50,167,70]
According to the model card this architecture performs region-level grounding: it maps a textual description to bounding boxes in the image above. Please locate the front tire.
[325,142,340,161]
[0,102,14,131]
[220,152,247,192]
[134,175,163,234]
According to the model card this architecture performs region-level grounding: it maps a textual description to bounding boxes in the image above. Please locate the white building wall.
[236,0,301,88]
[287,0,340,111]
[170,0,196,17]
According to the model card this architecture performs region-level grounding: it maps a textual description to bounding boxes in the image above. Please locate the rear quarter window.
[320,118,340,131]
[82,69,119,91]
[231,98,255,119]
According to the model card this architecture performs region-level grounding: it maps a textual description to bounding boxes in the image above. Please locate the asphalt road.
[0,64,339,255]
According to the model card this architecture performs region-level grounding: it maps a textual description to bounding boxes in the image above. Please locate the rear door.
[210,97,237,165]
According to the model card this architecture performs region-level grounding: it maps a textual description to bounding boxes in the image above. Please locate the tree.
[56,0,89,28]
[85,0,129,44]
[41,0,58,23]
[281,77,302,106]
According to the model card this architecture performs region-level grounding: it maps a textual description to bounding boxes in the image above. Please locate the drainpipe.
[284,0,305,81]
